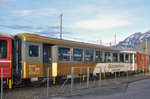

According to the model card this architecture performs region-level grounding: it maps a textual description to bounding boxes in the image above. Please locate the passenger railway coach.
[0,33,12,88]
[0,33,149,88]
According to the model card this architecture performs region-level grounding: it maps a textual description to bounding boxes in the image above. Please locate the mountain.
[117,30,150,48]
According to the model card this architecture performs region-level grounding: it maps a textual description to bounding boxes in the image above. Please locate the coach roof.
[0,32,12,38]
[14,33,121,52]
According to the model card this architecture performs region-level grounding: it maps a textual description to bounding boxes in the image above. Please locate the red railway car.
[0,33,12,79]
[137,52,148,71]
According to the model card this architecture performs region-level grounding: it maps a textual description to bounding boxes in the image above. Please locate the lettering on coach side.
[108,64,125,68]
[28,65,40,75]
[108,64,119,68]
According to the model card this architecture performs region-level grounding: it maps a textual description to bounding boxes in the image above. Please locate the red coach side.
[137,52,147,71]
[0,36,12,78]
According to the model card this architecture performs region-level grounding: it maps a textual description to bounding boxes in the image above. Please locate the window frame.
[95,50,104,63]
[73,48,83,62]
[119,53,124,63]
[58,47,71,62]
[0,40,8,59]
[113,53,119,63]
[29,45,39,57]
[85,49,94,62]
[125,54,130,63]
[134,54,137,63]
[104,51,112,63]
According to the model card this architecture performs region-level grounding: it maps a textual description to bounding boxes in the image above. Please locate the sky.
[0,0,150,46]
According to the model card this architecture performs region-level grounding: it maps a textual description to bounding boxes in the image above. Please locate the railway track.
[2,72,150,99]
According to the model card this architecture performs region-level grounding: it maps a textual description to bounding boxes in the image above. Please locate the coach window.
[29,45,39,57]
[134,54,137,63]
[95,51,103,62]
[113,53,118,62]
[0,40,7,58]
[130,54,133,63]
[105,52,112,62]
[125,54,130,63]
[85,50,93,62]
[120,53,124,62]
[59,47,70,61]
[73,49,83,61]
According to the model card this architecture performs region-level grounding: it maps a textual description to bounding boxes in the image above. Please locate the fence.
[71,66,150,91]
[35,66,150,99]
[70,66,128,91]
[1,67,150,98]
[71,67,101,91]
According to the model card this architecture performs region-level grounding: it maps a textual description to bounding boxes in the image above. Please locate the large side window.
[125,54,130,63]
[73,49,83,61]
[85,50,93,62]
[113,53,118,62]
[120,53,124,62]
[0,40,7,58]
[59,47,70,61]
[130,54,133,63]
[105,52,112,62]
[29,45,39,57]
[95,51,103,62]
[134,54,137,63]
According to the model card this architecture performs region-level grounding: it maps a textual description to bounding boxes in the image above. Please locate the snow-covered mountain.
[117,30,150,48]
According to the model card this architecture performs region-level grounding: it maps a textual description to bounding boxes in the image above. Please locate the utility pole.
[110,43,112,47]
[60,14,63,39]
[146,39,148,54]
[125,44,127,49]
[145,39,149,72]
[99,40,102,45]
[100,40,102,45]
[115,34,116,47]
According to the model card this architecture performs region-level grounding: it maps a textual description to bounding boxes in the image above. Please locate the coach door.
[43,44,52,77]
